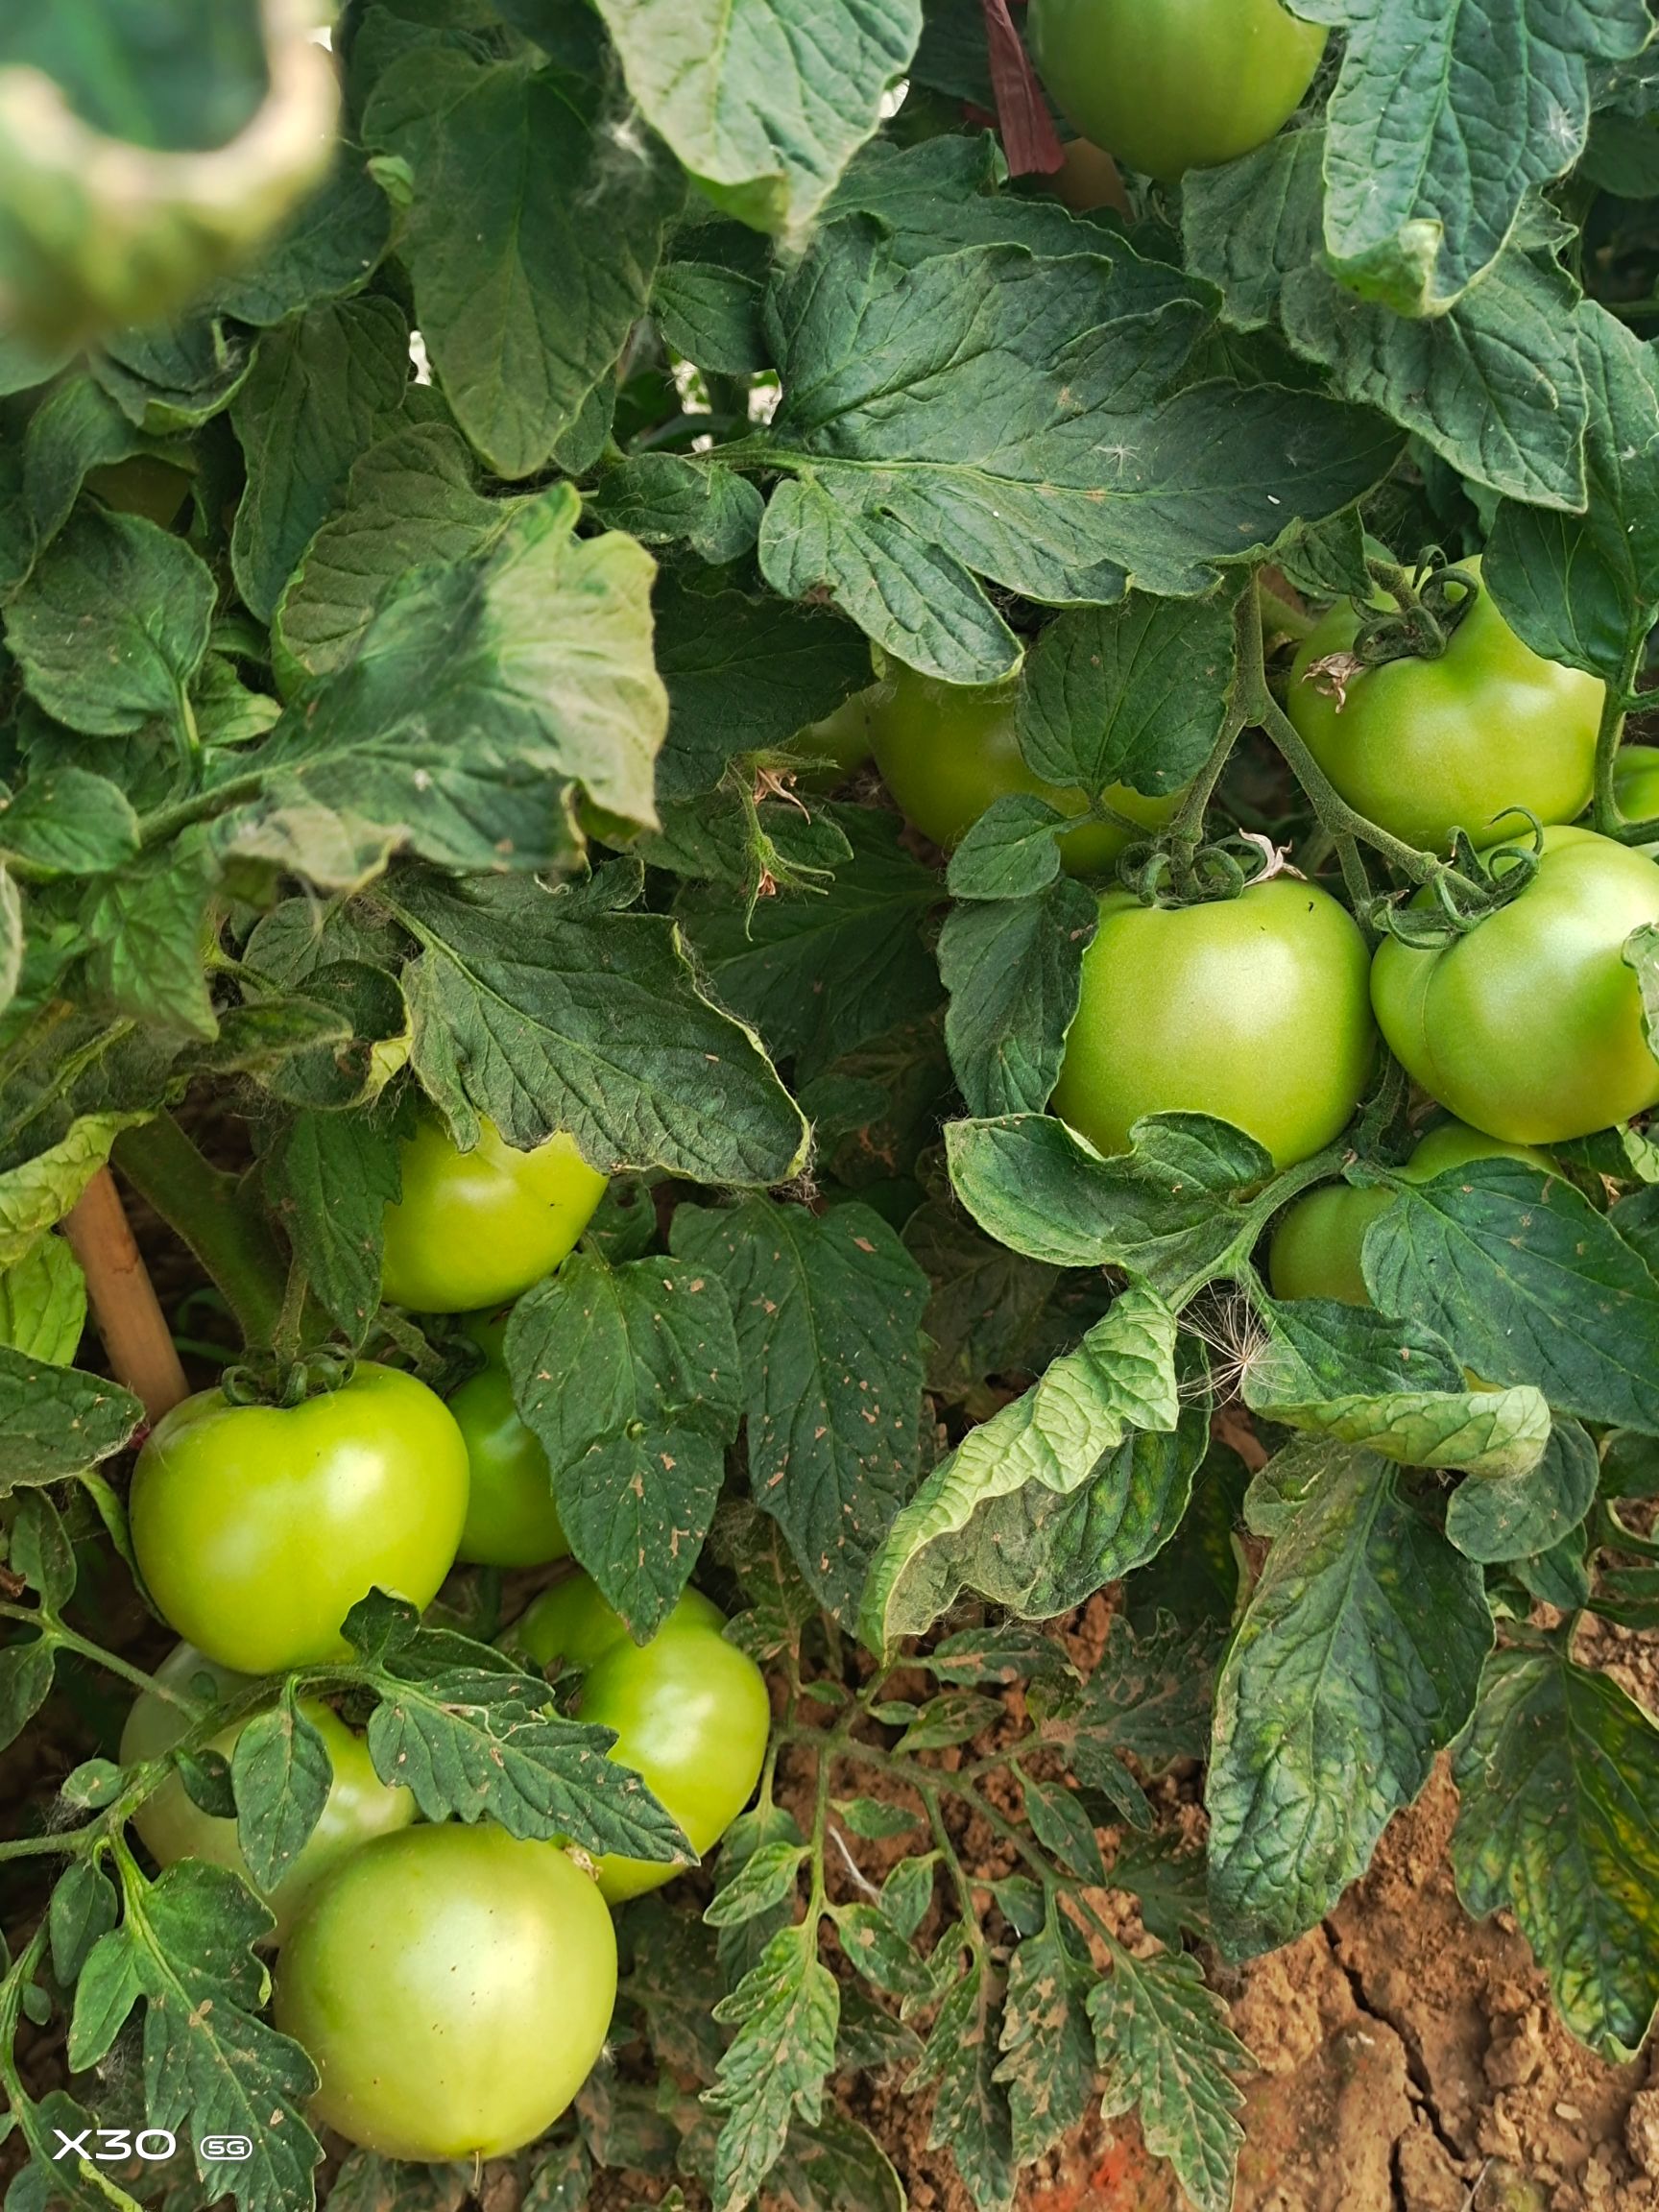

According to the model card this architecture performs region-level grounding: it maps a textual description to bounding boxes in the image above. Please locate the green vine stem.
[1591,638,1642,837]
[112,1113,288,1351]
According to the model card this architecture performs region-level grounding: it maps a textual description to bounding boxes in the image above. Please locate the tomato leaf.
[589,455,766,573]
[946,1111,1273,1301]
[1206,1444,1493,1958]
[1453,1642,1659,2060]
[1360,1159,1659,1436]
[995,1911,1095,2167]
[1017,591,1237,799]
[66,1862,322,2212]
[363,46,681,479]
[0,1112,149,1270]
[1088,1947,1250,2212]
[671,1196,929,1619]
[391,864,807,1187]
[902,1197,1061,1406]
[506,1251,743,1637]
[906,1947,1016,2212]
[706,1923,840,2212]
[1245,1290,1552,1481]
[258,1111,401,1340]
[0,767,141,879]
[202,148,394,331]
[591,0,920,243]
[860,1286,1190,1648]
[940,877,1097,1118]
[3,509,215,737]
[1185,128,1589,511]
[1445,1415,1600,1565]
[0,1343,142,1488]
[231,1689,333,1898]
[0,1237,84,1366]
[1299,0,1647,314]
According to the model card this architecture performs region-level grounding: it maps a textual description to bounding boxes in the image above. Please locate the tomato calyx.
[1302,555,1481,708]
[1117,830,1290,908]
[219,1346,357,1409]
[1369,811,1547,950]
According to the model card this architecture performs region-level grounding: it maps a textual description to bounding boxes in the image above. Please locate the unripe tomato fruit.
[510,1576,768,1904]
[511,1575,725,1673]
[1615,747,1659,841]
[1026,0,1328,184]
[869,662,1182,876]
[785,684,885,786]
[1051,877,1376,1167]
[1268,1119,1556,1307]
[1287,563,1604,854]
[1371,827,1659,1143]
[381,1116,607,1313]
[449,1364,569,1568]
[130,1363,469,1673]
[274,1823,616,2160]
[120,1644,414,1942]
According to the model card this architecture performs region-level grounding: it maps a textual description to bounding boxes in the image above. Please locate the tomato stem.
[112,1114,289,1352]
[1591,639,1641,837]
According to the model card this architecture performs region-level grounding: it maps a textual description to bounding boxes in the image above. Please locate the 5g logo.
[52,2128,177,2161]
[201,2136,253,2160]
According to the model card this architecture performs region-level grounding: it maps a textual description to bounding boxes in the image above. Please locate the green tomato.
[1267,1119,1556,1306]
[1026,0,1327,183]
[120,1644,414,1943]
[1051,877,1376,1167]
[382,1117,607,1313]
[449,1365,569,1569]
[508,1573,768,1903]
[85,454,193,529]
[1616,748,1659,842]
[509,1574,725,1673]
[274,1823,616,2160]
[130,1363,469,1673]
[785,684,885,786]
[1372,826,1659,1143]
[868,661,1182,877]
[1287,562,1604,854]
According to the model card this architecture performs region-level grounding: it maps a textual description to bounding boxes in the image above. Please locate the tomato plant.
[273,1824,617,2160]
[1287,561,1605,852]
[7,9,1659,2212]
[1050,877,1376,1166]
[130,1364,470,1671]
[119,1643,415,1941]
[1026,0,1328,181]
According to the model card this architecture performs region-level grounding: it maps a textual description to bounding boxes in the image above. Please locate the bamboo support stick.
[62,1167,189,1423]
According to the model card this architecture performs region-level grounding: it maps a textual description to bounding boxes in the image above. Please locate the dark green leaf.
[0,768,140,878]
[940,877,1097,1118]
[231,1689,333,1896]
[1446,1417,1600,1565]
[1089,1948,1248,2212]
[259,1111,400,1339]
[995,1913,1095,2166]
[1018,591,1236,798]
[0,1343,142,1487]
[706,1925,840,2212]
[906,1949,1014,2212]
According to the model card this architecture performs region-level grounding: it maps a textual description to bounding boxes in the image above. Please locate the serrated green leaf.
[259,1112,400,1340]
[0,1639,53,1754]
[995,1912,1095,2166]
[906,1949,1014,2212]
[0,768,140,878]
[364,48,680,479]
[1454,1644,1659,2059]
[589,454,765,569]
[1207,1445,1493,1958]
[0,1230,81,1365]
[506,1252,742,1635]
[861,1284,1180,1648]
[940,877,1097,1118]
[702,1840,807,1929]
[0,1342,142,1488]
[945,796,1067,903]
[48,1861,119,1990]
[1089,1948,1248,2212]
[671,1195,928,1619]
[231,1690,332,1897]
[1446,1416,1599,1566]
[80,828,219,1038]
[593,0,921,244]
[706,1923,840,2212]
[902,1197,1060,1406]
[203,148,393,329]
[652,261,768,374]
[0,1113,148,1269]
[4,508,213,737]
[1362,1159,1659,1436]
[393,864,805,1187]
[228,295,411,623]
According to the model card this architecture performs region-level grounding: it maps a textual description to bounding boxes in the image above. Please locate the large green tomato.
[868,662,1182,877]
[1616,747,1659,839]
[120,1644,414,1942]
[1268,1120,1556,1306]
[785,684,886,786]
[130,1363,469,1673]
[449,1365,569,1569]
[1288,563,1604,853]
[510,1575,724,1672]
[274,1823,616,2160]
[1026,0,1328,183]
[510,1575,769,1904]
[381,1116,607,1313]
[1051,877,1376,1167]
[1372,827,1659,1143]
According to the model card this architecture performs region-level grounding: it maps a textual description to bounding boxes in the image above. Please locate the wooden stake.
[62,1167,190,1423]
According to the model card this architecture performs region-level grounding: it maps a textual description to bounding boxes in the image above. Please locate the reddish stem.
[980,0,1064,176]
[62,1168,189,1423]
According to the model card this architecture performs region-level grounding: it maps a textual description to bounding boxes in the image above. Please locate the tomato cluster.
[122,1118,767,2164]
